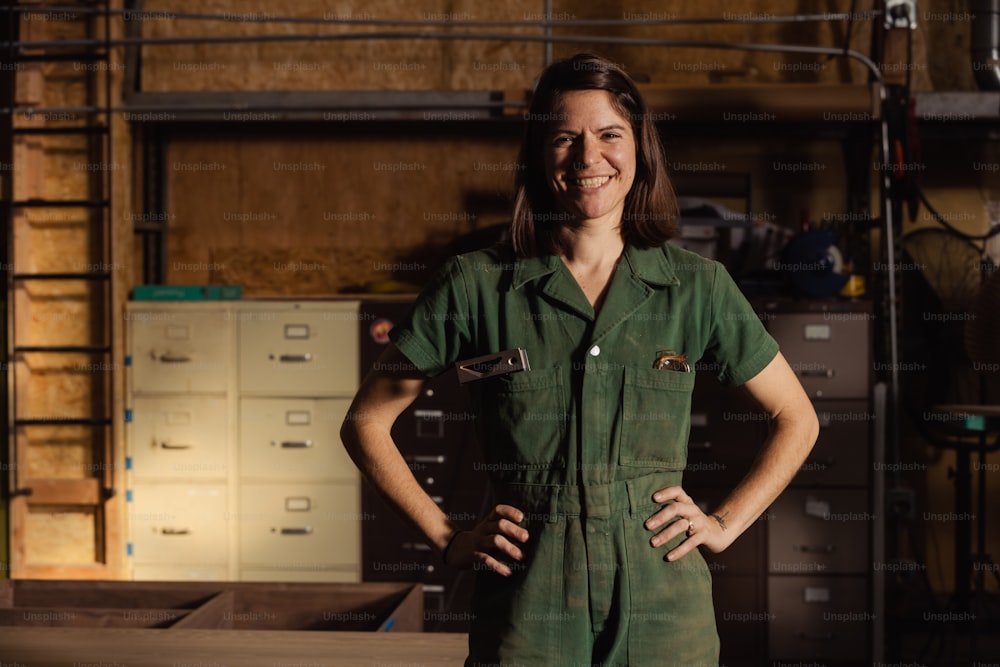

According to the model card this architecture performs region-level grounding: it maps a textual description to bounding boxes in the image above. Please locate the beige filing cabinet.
[125,301,362,582]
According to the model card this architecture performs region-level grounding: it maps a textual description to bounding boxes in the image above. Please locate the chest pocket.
[477,366,567,471]
[619,366,696,469]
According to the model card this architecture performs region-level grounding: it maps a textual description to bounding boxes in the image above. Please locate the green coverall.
[392,242,779,667]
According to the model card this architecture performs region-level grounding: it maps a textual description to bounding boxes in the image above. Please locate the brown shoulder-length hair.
[511,53,679,258]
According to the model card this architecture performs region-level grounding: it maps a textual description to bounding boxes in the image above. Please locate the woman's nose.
[572,136,599,171]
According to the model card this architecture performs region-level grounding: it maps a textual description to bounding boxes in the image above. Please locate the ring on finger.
[686,519,695,536]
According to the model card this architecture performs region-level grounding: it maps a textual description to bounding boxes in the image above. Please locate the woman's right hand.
[443,504,529,576]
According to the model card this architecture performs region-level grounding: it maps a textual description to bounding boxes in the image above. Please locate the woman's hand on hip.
[644,486,732,561]
[444,504,529,576]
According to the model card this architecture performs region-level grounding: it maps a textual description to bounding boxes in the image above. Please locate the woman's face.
[543,89,637,228]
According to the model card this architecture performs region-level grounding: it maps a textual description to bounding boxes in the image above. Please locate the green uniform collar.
[511,243,681,290]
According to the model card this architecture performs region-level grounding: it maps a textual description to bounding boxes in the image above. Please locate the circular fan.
[901,227,984,314]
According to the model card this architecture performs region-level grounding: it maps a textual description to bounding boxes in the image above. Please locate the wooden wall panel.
[17,355,102,422]
[129,0,965,93]
[24,507,98,566]
[20,285,102,349]
[163,125,524,295]
[20,209,98,274]
[24,426,98,480]
[138,0,542,92]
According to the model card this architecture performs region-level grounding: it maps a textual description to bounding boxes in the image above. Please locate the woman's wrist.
[441,529,465,565]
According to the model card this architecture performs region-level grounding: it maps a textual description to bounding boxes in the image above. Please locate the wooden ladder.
[3,0,119,579]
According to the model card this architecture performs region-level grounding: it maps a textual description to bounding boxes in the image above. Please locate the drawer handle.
[410,455,446,463]
[160,527,191,535]
[279,527,313,535]
[160,442,193,450]
[800,368,834,378]
[275,440,314,449]
[689,440,712,451]
[157,353,191,363]
[795,631,836,641]
[798,544,836,554]
[278,353,312,363]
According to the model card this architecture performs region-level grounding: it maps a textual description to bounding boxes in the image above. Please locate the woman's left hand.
[644,485,733,561]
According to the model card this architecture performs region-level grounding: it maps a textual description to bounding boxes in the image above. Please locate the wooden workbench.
[0,627,469,666]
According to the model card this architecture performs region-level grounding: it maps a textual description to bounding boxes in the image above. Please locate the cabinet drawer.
[767,312,869,399]
[769,489,870,574]
[238,482,359,568]
[238,307,359,396]
[129,309,231,394]
[240,567,359,583]
[132,564,229,581]
[239,398,356,481]
[768,575,869,661]
[129,483,228,564]
[795,401,870,486]
[130,396,228,480]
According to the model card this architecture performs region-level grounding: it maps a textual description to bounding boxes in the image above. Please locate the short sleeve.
[706,262,779,387]
[389,257,473,378]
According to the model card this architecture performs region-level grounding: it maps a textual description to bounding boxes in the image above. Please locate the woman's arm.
[340,343,528,574]
[644,350,820,560]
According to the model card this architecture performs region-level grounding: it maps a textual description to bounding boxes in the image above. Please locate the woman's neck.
[556,222,625,269]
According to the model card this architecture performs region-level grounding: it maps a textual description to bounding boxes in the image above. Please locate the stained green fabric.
[390,242,778,666]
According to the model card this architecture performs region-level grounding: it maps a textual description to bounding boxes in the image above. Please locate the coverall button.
[589,345,601,356]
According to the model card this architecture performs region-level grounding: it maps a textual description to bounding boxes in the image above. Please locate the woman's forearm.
[341,415,458,554]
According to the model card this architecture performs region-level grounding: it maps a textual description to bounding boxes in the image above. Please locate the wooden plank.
[10,580,222,609]
[6,580,423,620]
[169,591,234,630]
[638,83,879,122]
[12,564,118,581]
[0,607,186,628]
[19,479,101,505]
[0,628,468,666]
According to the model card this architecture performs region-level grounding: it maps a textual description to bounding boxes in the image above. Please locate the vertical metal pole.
[4,0,18,503]
[878,91,901,491]
[543,0,552,67]
[102,0,114,500]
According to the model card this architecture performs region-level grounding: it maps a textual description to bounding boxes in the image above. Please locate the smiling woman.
[341,53,819,667]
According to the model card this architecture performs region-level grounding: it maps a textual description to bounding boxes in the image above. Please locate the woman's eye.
[553,136,573,146]
[603,132,621,140]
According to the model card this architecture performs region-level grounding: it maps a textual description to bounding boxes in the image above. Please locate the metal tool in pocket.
[456,348,531,384]
[653,350,690,373]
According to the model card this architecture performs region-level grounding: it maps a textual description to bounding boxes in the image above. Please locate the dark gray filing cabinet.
[762,299,877,664]
[689,299,879,665]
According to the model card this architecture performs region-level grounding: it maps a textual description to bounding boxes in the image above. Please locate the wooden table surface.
[0,628,469,666]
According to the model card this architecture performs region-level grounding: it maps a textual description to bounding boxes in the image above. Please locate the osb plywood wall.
[131,0,956,91]
[164,124,522,294]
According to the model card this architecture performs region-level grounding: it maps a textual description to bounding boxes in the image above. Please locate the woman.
[341,53,819,666]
